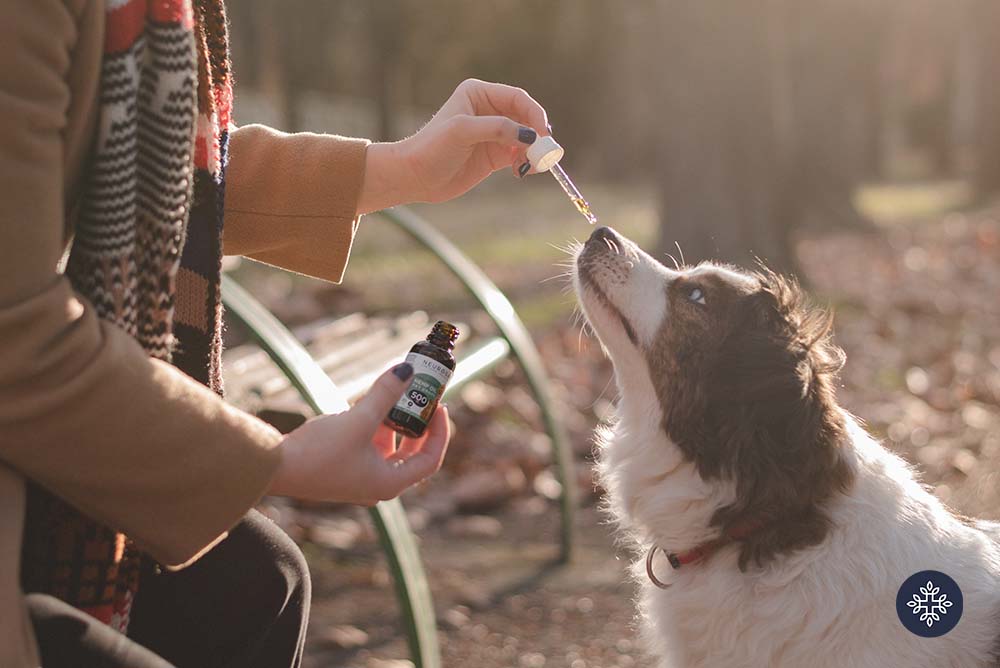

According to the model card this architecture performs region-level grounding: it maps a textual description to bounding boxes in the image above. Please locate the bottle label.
[393,352,453,423]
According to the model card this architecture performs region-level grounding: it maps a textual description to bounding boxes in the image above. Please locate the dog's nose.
[589,226,617,243]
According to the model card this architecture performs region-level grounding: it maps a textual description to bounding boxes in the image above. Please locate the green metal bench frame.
[376,207,576,558]
[220,206,575,668]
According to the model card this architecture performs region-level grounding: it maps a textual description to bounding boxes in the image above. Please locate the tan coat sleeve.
[0,0,283,568]
[223,124,369,283]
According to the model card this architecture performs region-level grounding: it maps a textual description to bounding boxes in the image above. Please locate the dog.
[573,225,1000,667]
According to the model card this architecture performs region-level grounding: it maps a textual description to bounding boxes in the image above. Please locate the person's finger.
[459,79,550,136]
[388,433,423,462]
[447,114,538,150]
[512,153,532,178]
[373,424,398,458]
[481,143,519,174]
[354,363,414,425]
[385,406,451,488]
[390,402,447,460]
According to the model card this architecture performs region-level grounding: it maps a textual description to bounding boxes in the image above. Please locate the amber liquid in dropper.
[550,163,598,224]
[571,197,597,224]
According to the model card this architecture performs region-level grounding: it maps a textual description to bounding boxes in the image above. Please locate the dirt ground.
[249,196,1000,667]
[299,505,652,668]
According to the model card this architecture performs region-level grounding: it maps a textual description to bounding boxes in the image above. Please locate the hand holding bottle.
[269,364,450,506]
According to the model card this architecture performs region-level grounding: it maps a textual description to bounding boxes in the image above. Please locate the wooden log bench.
[220,206,575,668]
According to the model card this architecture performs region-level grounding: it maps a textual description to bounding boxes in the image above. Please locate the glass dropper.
[549,162,597,224]
[526,135,598,225]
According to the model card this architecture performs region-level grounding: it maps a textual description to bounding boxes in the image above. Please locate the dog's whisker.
[549,240,582,257]
[540,271,573,284]
[588,371,617,414]
[665,252,681,271]
[674,240,686,267]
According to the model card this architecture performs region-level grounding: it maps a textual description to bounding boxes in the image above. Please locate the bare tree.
[652,1,797,271]
[969,0,1000,194]
[652,1,889,273]
[367,0,405,141]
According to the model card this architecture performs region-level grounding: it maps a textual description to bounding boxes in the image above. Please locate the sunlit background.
[222,3,1000,666]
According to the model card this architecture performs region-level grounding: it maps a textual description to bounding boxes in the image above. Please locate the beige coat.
[0,1,370,664]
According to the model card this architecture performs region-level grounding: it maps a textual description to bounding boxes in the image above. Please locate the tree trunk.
[368,0,405,141]
[653,1,797,272]
[784,0,890,229]
[970,0,1000,194]
[653,1,892,274]
[253,1,303,131]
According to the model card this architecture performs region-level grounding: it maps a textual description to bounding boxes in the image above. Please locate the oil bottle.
[385,321,459,438]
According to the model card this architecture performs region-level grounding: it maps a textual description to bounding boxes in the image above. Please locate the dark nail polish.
[518,127,537,144]
[517,161,531,177]
[393,363,414,381]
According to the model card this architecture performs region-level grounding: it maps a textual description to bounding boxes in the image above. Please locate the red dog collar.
[645,521,763,589]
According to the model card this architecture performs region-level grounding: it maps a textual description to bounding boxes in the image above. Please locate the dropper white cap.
[526,135,565,173]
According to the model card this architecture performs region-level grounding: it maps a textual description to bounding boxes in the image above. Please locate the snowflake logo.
[906,580,954,628]
[897,570,962,637]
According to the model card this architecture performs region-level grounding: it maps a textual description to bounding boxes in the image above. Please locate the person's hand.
[268,364,450,505]
[358,79,551,214]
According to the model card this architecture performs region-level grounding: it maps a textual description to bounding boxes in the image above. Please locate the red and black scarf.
[21,0,233,632]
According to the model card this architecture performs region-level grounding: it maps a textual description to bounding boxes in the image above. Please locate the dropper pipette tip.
[549,163,598,225]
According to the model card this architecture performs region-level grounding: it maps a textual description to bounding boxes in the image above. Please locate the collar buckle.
[645,545,673,589]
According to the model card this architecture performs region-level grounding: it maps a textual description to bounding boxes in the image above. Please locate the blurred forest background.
[229,0,1000,270]
[222,3,1000,667]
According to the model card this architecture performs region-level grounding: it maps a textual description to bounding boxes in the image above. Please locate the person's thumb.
[447,114,538,148]
[355,363,414,423]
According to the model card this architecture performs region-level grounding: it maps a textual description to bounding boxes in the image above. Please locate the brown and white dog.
[573,226,1000,667]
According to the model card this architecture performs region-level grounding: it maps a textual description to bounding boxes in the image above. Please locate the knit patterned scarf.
[20,0,233,632]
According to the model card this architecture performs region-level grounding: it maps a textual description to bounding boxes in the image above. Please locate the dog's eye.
[688,287,707,306]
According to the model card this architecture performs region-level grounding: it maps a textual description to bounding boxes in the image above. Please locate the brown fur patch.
[647,264,854,569]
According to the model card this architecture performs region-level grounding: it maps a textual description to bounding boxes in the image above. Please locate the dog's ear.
[706,272,853,570]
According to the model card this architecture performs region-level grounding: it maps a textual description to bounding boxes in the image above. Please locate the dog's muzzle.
[583,226,620,257]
